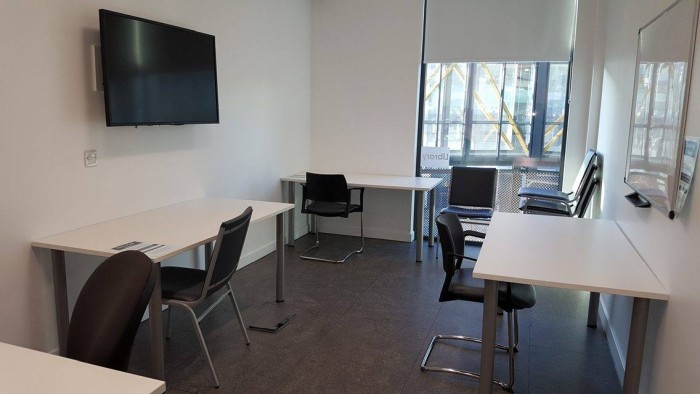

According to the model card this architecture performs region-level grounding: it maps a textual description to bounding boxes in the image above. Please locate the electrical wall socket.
[84,150,97,167]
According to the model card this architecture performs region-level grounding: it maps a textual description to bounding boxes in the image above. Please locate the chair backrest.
[436,213,467,276]
[205,206,253,295]
[448,167,497,208]
[305,172,349,203]
[66,250,156,371]
[573,174,599,218]
[570,149,598,196]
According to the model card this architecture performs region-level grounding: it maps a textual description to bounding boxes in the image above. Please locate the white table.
[281,173,443,262]
[32,197,294,381]
[473,213,668,394]
[0,342,165,393]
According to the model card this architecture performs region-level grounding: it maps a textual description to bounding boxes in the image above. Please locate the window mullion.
[531,62,549,159]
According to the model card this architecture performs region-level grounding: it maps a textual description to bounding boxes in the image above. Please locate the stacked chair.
[518,149,599,217]
[161,207,253,388]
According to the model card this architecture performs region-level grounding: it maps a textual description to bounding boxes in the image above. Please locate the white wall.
[0,0,310,352]
[593,0,700,391]
[564,0,602,195]
[309,0,423,241]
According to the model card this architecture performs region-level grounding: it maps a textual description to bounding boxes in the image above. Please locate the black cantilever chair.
[66,250,156,371]
[421,213,536,390]
[519,151,599,217]
[441,166,498,225]
[436,166,497,260]
[161,207,253,388]
[300,172,365,263]
[518,149,598,213]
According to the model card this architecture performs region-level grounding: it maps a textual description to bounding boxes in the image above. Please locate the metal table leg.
[51,250,69,356]
[428,189,436,247]
[479,280,499,394]
[415,191,425,262]
[588,292,600,328]
[286,181,295,247]
[148,263,165,380]
[276,213,285,302]
[623,297,650,393]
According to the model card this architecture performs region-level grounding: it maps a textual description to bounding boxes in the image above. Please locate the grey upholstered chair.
[421,213,536,390]
[66,250,156,371]
[161,206,253,388]
[300,172,365,263]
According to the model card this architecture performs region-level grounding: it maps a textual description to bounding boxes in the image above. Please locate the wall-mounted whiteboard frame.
[624,0,700,219]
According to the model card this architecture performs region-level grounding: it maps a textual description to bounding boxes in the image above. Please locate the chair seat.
[161,267,207,302]
[440,206,493,219]
[519,198,571,216]
[305,201,362,217]
[443,268,536,312]
[518,187,572,202]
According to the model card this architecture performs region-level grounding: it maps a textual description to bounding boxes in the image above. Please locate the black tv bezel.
[99,9,220,127]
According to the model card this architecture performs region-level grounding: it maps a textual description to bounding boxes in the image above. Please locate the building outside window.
[419,61,571,233]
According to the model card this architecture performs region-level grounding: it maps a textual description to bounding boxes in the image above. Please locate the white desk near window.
[32,197,294,381]
[281,173,443,262]
[0,341,165,393]
[473,213,668,394]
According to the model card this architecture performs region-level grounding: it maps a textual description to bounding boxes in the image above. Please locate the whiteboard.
[625,0,699,219]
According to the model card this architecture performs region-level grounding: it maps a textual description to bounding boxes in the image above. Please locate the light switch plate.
[84,150,97,167]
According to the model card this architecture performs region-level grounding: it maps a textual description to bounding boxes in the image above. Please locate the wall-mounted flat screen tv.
[99,9,219,127]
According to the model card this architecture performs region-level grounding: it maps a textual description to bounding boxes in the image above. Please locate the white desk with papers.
[32,197,294,381]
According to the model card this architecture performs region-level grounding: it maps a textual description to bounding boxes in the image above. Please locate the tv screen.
[99,10,219,126]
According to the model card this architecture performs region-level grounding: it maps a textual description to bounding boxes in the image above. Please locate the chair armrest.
[518,187,573,202]
[447,252,477,262]
[463,230,486,239]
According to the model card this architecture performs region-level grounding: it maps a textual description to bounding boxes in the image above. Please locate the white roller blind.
[424,0,576,63]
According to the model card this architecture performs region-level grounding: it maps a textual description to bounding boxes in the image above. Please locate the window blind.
[424,0,576,63]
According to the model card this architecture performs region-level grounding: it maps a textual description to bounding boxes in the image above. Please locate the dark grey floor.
[128,234,621,393]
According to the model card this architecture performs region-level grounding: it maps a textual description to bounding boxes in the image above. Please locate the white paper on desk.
[112,241,173,259]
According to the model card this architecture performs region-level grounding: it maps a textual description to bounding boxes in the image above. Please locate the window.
[421,62,570,167]
[418,62,571,232]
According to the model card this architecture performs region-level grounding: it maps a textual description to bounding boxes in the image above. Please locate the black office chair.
[436,166,497,260]
[441,166,498,224]
[520,176,599,217]
[519,151,599,217]
[161,207,253,388]
[66,250,156,372]
[300,172,365,263]
[518,149,598,211]
[421,213,536,390]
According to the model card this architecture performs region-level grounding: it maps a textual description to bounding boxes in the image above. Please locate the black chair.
[436,166,497,260]
[441,166,498,225]
[66,250,156,372]
[518,149,598,212]
[520,176,599,217]
[421,213,536,390]
[161,207,253,388]
[300,172,365,263]
[519,151,599,217]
